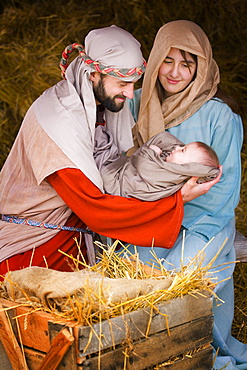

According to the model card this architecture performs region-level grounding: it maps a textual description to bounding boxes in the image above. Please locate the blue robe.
[125,89,247,370]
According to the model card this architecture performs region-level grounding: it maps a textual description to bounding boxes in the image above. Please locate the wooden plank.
[0,338,14,370]
[15,305,52,353]
[0,299,52,353]
[153,345,213,369]
[0,299,78,369]
[78,291,212,356]
[0,302,28,370]
[80,314,213,370]
[24,347,46,370]
[235,230,247,262]
[49,322,78,370]
[38,328,74,370]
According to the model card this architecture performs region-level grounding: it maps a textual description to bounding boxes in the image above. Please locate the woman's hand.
[181,165,222,203]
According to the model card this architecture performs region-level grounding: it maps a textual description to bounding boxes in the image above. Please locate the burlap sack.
[3,267,172,307]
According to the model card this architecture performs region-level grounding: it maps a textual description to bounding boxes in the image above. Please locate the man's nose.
[122,84,134,99]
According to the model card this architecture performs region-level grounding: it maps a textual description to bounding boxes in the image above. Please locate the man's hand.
[181,165,222,203]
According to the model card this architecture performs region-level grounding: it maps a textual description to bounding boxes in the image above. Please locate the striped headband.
[60,43,146,79]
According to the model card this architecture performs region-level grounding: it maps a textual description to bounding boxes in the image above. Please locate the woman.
[128,20,246,369]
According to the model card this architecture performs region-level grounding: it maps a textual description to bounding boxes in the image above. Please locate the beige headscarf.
[33,26,145,191]
[136,20,220,145]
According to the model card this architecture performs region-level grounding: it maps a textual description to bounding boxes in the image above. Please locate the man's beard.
[93,76,125,112]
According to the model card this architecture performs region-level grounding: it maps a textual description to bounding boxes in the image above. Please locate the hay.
[0,240,219,326]
[0,0,246,343]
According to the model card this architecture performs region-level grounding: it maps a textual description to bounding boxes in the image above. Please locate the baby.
[94,128,220,201]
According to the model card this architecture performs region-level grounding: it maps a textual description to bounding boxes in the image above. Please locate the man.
[0,25,219,276]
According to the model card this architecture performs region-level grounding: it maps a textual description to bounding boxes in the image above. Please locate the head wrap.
[33,25,145,190]
[136,20,220,145]
[60,25,146,81]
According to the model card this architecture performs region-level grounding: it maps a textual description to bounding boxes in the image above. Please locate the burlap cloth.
[3,267,172,308]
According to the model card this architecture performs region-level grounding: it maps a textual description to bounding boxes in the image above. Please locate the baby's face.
[166,142,202,164]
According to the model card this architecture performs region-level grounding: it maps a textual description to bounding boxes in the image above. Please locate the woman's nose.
[169,64,179,78]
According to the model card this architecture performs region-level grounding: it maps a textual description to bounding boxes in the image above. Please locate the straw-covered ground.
[0,0,246,342]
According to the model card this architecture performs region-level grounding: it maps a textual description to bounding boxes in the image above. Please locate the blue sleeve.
[128,88,142,122]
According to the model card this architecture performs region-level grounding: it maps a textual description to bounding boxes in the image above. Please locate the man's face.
[91,73,136,112]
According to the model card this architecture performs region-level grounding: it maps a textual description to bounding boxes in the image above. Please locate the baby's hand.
[181,165,222,203]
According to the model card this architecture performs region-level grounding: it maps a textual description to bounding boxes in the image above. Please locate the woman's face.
[158,48,197,97]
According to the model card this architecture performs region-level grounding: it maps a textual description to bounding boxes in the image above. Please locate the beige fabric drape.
[0,108,76,261]
[136,20,220,145]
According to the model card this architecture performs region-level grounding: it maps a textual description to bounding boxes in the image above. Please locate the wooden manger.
[2,234,237,370]
[0,290,214,370]
[234,230,247,263]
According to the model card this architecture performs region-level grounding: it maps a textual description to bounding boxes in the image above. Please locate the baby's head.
[166,141,219,167]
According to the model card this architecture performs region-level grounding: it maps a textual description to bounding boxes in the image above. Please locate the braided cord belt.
[59,43,146,79]
[1,215,94,235]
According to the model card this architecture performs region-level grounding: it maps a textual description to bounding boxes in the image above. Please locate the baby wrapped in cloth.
[94,127,220,201]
